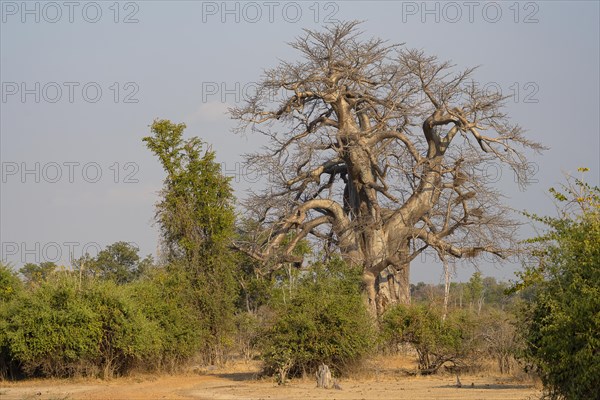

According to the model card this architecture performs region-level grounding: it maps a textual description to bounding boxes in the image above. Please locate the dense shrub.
[516,174,600,399]
[259,259,374,383]
[0,264,24,378]
[129,268,206,371]
[2,275,103,377]
[0,273,191,378]
[381,304,480,373]
[82,279,162,377]
[3,275,163,377]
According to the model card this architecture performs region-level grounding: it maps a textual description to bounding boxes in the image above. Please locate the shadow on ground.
[434,383,535,390]
[214,372,258,382]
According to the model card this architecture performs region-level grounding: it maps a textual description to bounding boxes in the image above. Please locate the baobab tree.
[232,22,543,315]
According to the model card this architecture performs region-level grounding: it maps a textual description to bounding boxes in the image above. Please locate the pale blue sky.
[1,1,599,283]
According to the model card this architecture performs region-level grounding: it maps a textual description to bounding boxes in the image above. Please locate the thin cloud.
[187,102,229,123]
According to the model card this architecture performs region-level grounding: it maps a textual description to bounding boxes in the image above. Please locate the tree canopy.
[233,21,543,314]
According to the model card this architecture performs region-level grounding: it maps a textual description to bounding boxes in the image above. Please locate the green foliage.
[381,304,480,373]
[237,261,271,314]
[0,272,205,378]
[143,119,236,260]
[19,262,57,286]
[516,170,600,399]
[129,268,206,371]
[143,119,238,364]
[482,277,510,308]
[465,271,483,301]
[2,275,102,377]
[73,242,153,284]
[93,242,153,284]
[0,264,22,303]
[0,264,23,378]
[259,258,374,382]
[82,279,162,377]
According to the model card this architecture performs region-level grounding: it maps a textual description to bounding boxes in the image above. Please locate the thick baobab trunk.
[376,264,410,313]
[361,251,411,316]
[362,271,378,316]
[357,229,406,317]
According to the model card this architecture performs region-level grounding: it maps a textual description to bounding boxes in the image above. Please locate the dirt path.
[0,374,540,400]
[0,358,540,400]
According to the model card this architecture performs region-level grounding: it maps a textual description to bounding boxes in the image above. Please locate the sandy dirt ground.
[0,357,541,400]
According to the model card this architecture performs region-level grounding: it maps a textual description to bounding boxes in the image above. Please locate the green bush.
[0,263,216,379]
[82,279,162,377]
[259,259,374,382]
[129,268,206,371]
[381,304,480,373]
[0,264,24,378]
[1,274,163,378]
[2,275,102,377]
[516,174,600,399]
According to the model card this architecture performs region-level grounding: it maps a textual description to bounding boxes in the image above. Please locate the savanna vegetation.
[1,23,597,400]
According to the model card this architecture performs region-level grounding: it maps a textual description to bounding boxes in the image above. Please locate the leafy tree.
[144,120,236,260]
[465,271,484,314]
[482,277,514,310]
[143,119,238,364]
[232,21,543,315]
[515,169,599,399]
[20,262,57,286]
[73,242,152,284]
